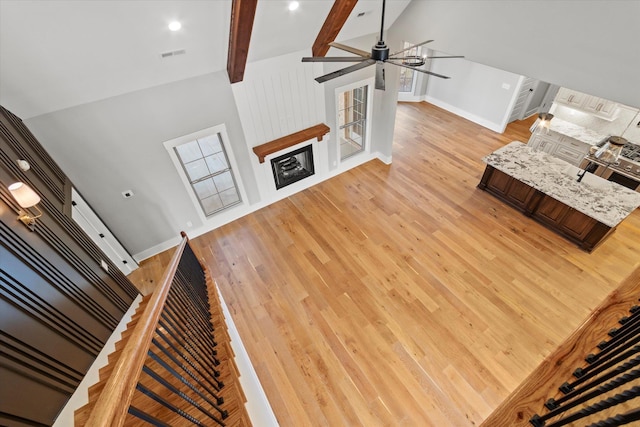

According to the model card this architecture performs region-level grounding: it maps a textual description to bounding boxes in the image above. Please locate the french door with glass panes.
[398,42,419,93]
[338,84,368,160]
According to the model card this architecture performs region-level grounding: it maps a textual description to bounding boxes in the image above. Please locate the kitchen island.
[479,141,640,251]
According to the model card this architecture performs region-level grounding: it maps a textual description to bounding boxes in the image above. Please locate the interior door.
[71,188,138,274]
[508,76,536,122]
[522,81,550,118]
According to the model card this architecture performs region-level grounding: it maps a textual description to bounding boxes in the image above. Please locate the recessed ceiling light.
[288,1,299,11]
[168,21,182,31]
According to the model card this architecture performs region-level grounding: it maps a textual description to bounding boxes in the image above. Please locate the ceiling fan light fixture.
[301,0,459,89]
[402,55,425,67]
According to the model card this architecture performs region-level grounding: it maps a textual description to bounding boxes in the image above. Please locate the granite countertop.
[549,118,608,145]
[483,141,640,227]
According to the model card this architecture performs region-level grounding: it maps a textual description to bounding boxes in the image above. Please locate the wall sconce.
[8,182,42,230]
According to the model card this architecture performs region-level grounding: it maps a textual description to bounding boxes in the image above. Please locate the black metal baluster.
[141,364,228,423]
[561,346,640,393]
[585,407,640,427]
[163,295,220,364]
[546,356,640,409]
[585,324,640,365]
[543,386,640,427]
[158,316,224,389]
[128,405,171,426]
[164,297,221,366]
[150,339,224,404]
[155,326,223,393]
[169,279,218,351]
[532,369,640,424]
[135,382,225,427]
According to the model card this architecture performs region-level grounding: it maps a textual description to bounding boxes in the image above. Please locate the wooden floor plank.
[131,101,640,426]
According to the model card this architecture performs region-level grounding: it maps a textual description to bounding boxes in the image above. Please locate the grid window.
[174,133,241,216]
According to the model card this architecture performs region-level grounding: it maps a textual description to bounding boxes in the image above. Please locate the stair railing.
[81,231,231,426]
[481,268,640,427]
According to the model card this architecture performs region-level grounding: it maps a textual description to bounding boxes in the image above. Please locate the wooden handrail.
[83,233,189,426]
[481,267,640,426]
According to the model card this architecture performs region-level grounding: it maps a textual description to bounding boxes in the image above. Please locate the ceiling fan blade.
[389,40,434,57]
[426,55,465,59]
[386,60,451,79]
[391,55,465,61]
[315,59,376,84]
[375,62,385,90]
[328,42,371,58]
[413,68,451,79]
[302,56,372,63]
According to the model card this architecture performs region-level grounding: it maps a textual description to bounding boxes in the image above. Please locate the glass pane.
[399,41,418,93]
[338,85,367,160]
[205,152,228,175]
[220,187,240,206]
[175,140,202,163]
[193,178,216,199]
[184,159,209,181]
[213,171,234,192]
[174,131,243,218]
[201,194,223,214]
[198,134,222,156]
[340,122,365,159]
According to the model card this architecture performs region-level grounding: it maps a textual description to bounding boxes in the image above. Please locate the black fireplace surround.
[271,145,314,189]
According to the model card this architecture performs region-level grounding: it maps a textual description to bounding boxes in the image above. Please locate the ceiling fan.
[302,0,464,90]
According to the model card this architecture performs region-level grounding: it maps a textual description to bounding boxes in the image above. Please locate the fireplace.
[271,145,314,190]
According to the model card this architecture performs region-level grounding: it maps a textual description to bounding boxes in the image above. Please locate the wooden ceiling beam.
[227,0,258,83]
[312,0,359,57]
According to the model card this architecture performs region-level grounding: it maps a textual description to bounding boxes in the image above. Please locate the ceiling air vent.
[160,49,186,59]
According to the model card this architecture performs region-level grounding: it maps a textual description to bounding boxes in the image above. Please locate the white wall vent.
[160,49,186,59]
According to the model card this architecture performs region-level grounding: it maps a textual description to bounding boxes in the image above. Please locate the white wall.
[390,0,640,109]
[423,52,521,132]
[25,71,259,257]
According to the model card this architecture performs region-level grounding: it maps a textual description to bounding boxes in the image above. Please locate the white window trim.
[163,124,248,223]
[335,77,374,166]
[397,42,423,101]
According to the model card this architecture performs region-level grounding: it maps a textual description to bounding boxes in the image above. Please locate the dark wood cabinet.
[479,166,614,252]
[482,167,537,211]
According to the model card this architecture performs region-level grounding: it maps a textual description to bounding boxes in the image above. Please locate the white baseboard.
[424,96,505,133]
[133,151,383,261]
[375,151,393,165]
[217,287,279,426]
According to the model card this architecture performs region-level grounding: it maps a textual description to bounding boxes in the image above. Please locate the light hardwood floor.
[130,102,640,426]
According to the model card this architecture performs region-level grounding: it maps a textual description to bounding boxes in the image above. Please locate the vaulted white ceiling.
[0,0,410,119]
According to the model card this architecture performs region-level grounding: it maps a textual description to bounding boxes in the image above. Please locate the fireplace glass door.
[271,145,314,190]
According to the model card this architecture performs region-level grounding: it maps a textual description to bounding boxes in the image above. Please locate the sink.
[561,165,611,190]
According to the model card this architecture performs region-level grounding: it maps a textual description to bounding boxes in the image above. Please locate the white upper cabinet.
[556,88,588,108]
[555,88,619,120]
[582,96,619,116]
